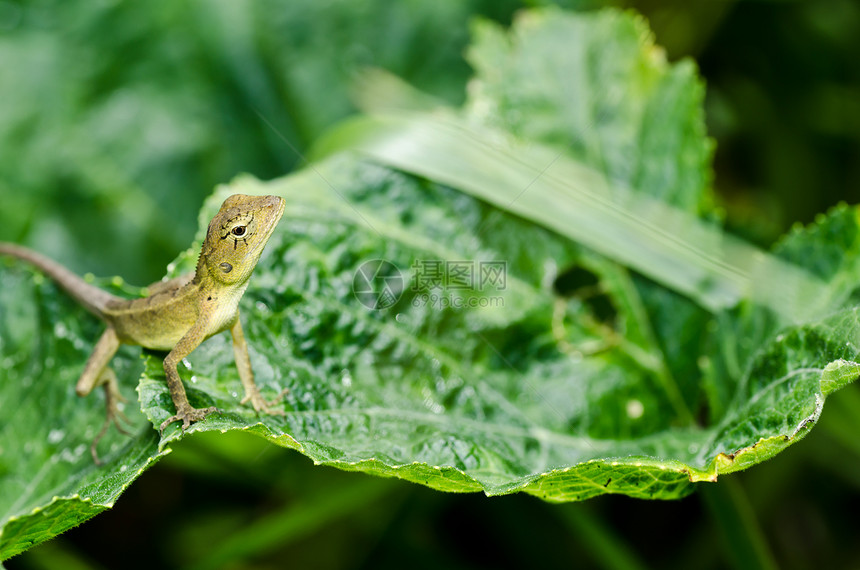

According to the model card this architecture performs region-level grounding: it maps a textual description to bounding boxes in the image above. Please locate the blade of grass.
[556,505,648,570]
[9,540,106,570]
[699,478,778,570]
[313,112,836,325]
[189,476,396,570]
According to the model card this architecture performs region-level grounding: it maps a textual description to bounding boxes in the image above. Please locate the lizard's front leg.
[231,314,287,415]
[158,321,219,433]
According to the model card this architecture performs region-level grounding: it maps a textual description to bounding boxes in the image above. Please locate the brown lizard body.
[0,193,286,463]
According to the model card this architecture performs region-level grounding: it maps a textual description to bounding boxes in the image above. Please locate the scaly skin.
[0,194,287,463]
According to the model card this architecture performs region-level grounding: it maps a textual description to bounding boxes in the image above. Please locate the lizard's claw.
[241,387,289,416]
[159,405,220,434]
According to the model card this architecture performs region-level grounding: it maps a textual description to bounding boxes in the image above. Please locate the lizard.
[0,193,287,463]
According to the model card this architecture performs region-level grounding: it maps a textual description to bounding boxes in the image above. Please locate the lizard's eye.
[231,225,247,237]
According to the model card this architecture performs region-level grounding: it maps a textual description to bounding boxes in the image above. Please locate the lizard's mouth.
[259,196,286,244]
[270,196,286,224]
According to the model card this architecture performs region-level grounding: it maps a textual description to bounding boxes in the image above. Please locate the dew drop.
[626,399,644,419]
[341,369,353,388]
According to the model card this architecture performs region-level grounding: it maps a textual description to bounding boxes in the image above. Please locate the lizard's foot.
[158,405,220,434]
[241,387,289,416]
[91,372,135,465]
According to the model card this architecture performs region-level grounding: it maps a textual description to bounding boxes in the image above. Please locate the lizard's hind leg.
[77,327,132,464]
[88,367,135,464]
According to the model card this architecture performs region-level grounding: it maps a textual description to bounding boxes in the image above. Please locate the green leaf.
[4,161,860,558]
[4,5,860,560]
[465,8,715,214]
[774,204,860,304]
[314,11,838,330]
[140,160,860,502]
[0,267,167,560]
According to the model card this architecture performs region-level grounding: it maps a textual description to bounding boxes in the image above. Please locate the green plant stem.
[556,505,648,570]
[190,476,397,570]
[699,478,778,570]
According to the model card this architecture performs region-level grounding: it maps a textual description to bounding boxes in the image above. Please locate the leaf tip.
[820,358,860,397]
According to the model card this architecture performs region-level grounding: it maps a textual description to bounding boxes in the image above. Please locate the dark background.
[2,0,859,568]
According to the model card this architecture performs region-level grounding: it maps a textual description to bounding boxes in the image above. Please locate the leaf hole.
[553,265,618,325]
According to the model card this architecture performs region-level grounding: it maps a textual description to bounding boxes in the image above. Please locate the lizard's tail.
[0,242,120,316]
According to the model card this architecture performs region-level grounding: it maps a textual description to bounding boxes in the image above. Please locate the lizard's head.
[200,194,286,285]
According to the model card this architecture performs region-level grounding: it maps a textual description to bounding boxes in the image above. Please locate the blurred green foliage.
[0,0,521,283]
[2,0,860,569]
